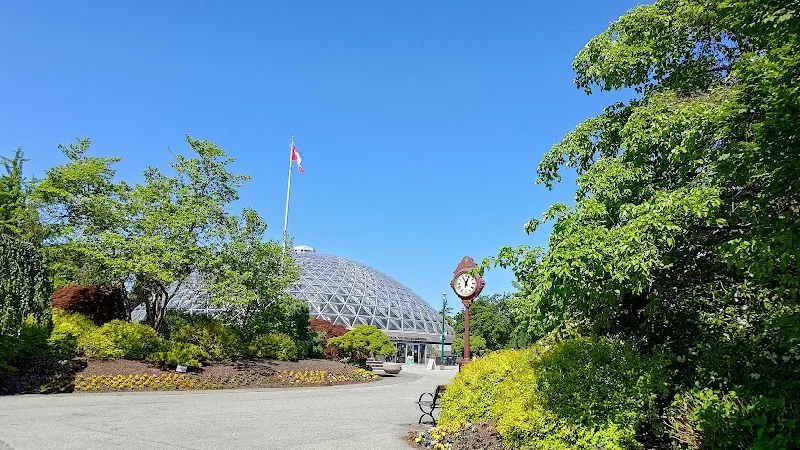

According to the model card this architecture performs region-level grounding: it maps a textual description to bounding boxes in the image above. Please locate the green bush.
[0,314,52,370]
[667,388,800,449]
[49,308,97,354]
[326,325,394,364]
[439,336,669,450]
[170,317,242,361]
[248,332,299,361]
[79,320,162,360]
[147,342,208,369]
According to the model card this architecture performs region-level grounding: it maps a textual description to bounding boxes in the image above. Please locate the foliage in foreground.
[327,325,394,365]
[438,337,669,450]
[483,0,800,447]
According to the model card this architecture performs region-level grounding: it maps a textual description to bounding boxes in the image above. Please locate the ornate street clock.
[450,256,485,363]
[450,256,485,305]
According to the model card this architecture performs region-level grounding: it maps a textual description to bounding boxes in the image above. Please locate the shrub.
[49,308,97,353]
[169,316,241,361]
[326,325,394,365]
[79,320,162,360]
[309,318,348,359]
[439,336,669,450]
[0,314,52,370]
[248,333,299,361]
[310,318,349,337]
[51,284,126,325]
[147,342,208,369]
[667,388,800,449]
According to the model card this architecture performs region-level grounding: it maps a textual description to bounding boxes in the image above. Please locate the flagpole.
[282,137,294,256]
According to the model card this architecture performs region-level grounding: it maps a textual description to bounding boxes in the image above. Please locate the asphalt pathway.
[0,364,456,450]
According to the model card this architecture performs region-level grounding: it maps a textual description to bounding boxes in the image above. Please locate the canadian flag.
[291,143,305,174]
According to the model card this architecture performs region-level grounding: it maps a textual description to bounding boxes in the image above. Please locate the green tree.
[0,148,42,243]
[0,234,51,340]
[205,209,298,331]
[125,136,249,332]
[451,334,488,358]
[34,138,129,288]
[487,0,800,446]
[36,136,250,333]
[327,325,394,365]
[453,294,516,350]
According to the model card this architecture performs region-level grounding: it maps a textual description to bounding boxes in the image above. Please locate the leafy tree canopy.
[0,148,42,243]
[453,294,516,351]
[34,135,285,333]
[451,334,488,358]
[486,0,800,400]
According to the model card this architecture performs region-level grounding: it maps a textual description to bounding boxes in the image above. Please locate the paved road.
[0,364,456,450]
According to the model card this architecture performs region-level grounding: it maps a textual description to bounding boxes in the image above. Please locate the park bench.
[416,384,447,425]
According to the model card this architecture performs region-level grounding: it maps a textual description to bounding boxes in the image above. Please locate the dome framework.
[290,249,454,343]
[131,247,454,348]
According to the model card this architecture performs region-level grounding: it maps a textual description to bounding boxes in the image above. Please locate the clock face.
[454,272,478,298]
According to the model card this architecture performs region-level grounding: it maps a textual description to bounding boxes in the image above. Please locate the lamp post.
[441,292,447,367]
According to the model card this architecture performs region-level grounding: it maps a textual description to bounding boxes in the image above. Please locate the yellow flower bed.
[73,374,223,392]
[277,369,380,385]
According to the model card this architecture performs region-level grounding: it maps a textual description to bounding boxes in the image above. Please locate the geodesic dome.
[130,245,454,343]
[290,246,454,343]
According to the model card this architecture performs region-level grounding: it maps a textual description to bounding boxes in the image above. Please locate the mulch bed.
[407,421,507,450]
[2,358,380,395]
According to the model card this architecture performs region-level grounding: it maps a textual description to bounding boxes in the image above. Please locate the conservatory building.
[290,245,454,364]
[132,245,454,364]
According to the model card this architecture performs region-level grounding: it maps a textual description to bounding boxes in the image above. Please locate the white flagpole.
[282,136,294,256]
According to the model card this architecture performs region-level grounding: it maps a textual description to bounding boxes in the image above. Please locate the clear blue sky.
[1,1,638,312]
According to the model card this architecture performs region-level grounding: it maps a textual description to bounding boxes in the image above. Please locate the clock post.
[462,297,472,362]
[450,256,485,365]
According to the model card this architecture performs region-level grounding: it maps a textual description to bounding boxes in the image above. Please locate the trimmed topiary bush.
[51,284,126,326]
[79,320,162,360]
[438,336,669,450]
[248,332,299,361]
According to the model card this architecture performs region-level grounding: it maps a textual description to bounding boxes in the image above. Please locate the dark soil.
[0,354,85,395]
[201,359,369,388]
[408,421,507,450]
[2,357,377,395]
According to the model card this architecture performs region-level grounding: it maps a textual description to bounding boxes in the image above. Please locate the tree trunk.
[143,280,169,334]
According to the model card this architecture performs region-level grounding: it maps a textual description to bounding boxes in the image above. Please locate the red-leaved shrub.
[310,318,348,359]
[51,285,126,325]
